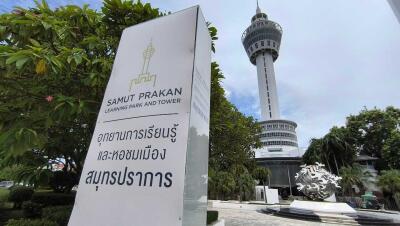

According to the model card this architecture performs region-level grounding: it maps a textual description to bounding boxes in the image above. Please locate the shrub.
[0,188,10,208]
[42,206,73,226]
[207,210,218,224]
[378,170,400,195]
[6,219,57,226]
[395,193,400,210]
[31,192,75,206]
[22,201,43,218]
[8,186,34,209]
[49,171,79,193]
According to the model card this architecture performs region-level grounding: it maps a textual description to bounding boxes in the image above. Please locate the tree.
[0,164,24,181]
[302,138,323,165]
[378,170,400,209]
[207,40,261,200]
[383,130,400,169]
[228,165,256,201]
[378,170,400,196]
[339,163,370,196]
[303,127,356,175]
[321,127,355,175]
[253,166,270,202]
[346,106,400,170]
[304,107,400,173]
[0,0,163,188]
[210,171,236,200]
[208,63,261,172]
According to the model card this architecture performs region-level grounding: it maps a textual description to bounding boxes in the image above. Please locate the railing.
[241,20,283,41]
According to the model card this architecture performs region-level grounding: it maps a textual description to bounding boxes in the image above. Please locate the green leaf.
[54,102,65,110]
[0,25,6,35]
[6,54,26,65]
[29,38,41,47]
[41,21,51,30]
[16,57,29,69]
[92,59,102,65]
[13,20,33,24]
[73,55,82,65]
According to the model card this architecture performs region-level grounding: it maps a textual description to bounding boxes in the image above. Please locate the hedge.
[207,210,219,224]
[6,219,57,226]
[31,192,75,206]
[22,201,43,218]
[8,186,34,209]
[42,205,73,226]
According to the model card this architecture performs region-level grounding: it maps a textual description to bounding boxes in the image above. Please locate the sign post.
[68,6,211,226]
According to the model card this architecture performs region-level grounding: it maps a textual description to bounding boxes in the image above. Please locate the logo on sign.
[129,41,157,91]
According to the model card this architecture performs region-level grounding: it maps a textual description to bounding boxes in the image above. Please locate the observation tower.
[242,3,300,158]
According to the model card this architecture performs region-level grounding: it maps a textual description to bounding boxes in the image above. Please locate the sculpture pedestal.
[290,200,356,214]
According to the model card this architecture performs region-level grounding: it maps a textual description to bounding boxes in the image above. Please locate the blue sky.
[2,0,400,149]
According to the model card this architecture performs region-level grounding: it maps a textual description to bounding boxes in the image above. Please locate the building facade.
[242,3,302,194]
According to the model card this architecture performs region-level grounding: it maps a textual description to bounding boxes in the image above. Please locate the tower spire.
[256,0,261,14]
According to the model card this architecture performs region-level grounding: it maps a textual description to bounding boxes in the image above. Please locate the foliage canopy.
[303,106,400,172]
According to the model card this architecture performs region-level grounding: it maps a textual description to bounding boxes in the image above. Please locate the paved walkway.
[209,201,400,226]
[212,208,337,226]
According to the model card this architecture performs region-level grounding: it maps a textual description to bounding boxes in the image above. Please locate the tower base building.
[257,119,300,158]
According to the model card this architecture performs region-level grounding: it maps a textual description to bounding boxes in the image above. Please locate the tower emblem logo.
[129,41,157,91]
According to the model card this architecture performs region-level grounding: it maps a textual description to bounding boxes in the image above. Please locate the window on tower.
[255,43,258,48]
[268,40,270,46]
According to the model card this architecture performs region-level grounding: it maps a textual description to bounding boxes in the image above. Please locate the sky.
[1,0,400,149]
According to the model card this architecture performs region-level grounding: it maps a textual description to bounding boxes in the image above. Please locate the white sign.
[266,188,279,204]
[68,6,211,226]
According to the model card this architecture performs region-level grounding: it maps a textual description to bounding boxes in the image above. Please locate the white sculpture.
[295,162,341,200]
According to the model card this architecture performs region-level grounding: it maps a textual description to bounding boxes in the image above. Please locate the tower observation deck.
[242,3,300,158]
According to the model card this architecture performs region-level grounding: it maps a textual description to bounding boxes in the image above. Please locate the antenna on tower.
[256,0,261,14]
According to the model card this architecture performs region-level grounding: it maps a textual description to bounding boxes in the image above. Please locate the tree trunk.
[325,154,332,172]
[333,154,340,175]
[263,181,267,203]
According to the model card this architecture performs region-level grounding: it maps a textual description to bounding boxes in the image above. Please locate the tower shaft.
[256,52,280,120]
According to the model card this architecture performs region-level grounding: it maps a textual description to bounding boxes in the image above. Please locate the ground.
[213,208,338,226]
[209,201,400,226]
